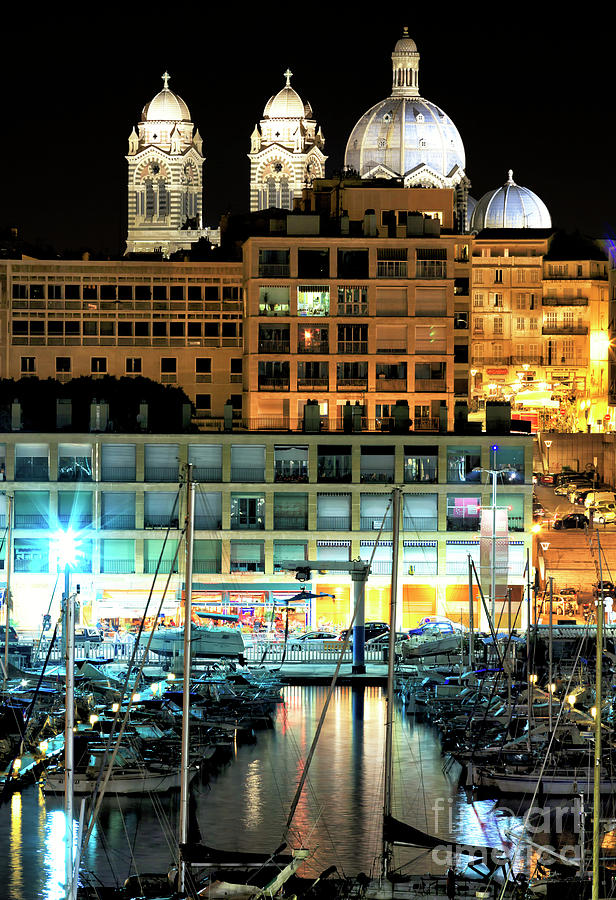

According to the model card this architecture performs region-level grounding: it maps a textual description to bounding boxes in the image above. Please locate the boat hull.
[470,764,615,796]
[148,626,245,660]
[44,768,182,794]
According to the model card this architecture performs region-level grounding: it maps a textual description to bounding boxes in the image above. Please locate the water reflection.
[0,685,587,896]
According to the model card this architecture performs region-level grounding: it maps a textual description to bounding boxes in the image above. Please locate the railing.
[101,515,136,529]
[145,467,179,483]
[230,467,265,482]
[360,517,393,530]
[297,378,328,390]
[446,562,478,575]
[414,380,447,392]
[338,342,368,354]
[508,516,524,532]
[258,265,290,277]
[100,559,134,574]
[15,464,49,481]
[258,378,290,391]
[243,643,387,663]
[404,563,438,576]
[144,559,178,574]
[542,325,588,335]
[144,515,180,528]
[369,561,392,575]
[446,515,480,532]
[404,470,437,484]
[230,561,265,572]
[416,262,447,279]
[542,296,588,306]
[193,559,221,573]
[360,470,394,483]
[192,466,222,482]
[274,464,308,482]
[297,342,329,354]
[194,516,221,530]
[316,516,351,530]
[58,515,92,529]
[337,303,368,316]
[14,514,48,528]
[230,517,264,530]
[337,378,368,389]
[414,418,440,431]
[273,515,308,530]
[377,260,408,278]
[375,379,407,391]
[101,467,136,482]
[403,516,438,531]
[258,341,290,354]
[209,417,441,434]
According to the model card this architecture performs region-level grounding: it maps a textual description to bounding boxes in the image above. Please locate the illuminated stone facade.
[126,73,219,256]
[249,70,326,212]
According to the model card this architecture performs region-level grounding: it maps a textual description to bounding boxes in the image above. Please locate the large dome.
[263,70,312,120]
[471,171,551,230]
[344,31,466,187]
[142,73,191,122]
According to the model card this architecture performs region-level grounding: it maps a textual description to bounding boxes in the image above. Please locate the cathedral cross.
[162,71,170,89]
[284,68,293,86]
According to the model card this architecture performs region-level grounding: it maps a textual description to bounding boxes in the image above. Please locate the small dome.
[394,27,417,53]
[465,195,477,232]
[142,73,191,122]
[471,171,551,230]
[264,70,310,119]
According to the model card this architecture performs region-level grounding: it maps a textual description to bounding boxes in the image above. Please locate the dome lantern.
[391,26,420,98]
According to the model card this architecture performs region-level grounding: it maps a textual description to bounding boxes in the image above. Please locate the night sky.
[4,10,615,256]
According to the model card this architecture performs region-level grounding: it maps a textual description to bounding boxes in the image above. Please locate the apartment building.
[0,430,532,634]
[243,181,471,432]
[470,231,610,431]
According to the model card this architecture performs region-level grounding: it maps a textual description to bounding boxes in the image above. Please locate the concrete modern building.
[0,429,532,636]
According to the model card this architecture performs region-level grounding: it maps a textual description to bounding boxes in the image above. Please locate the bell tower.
[126,72,219,256]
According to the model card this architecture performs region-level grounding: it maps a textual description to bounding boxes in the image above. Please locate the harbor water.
[0,684,570,899]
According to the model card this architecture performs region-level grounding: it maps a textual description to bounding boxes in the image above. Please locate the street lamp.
[544,439,552,471]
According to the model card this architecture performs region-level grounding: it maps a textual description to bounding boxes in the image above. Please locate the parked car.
[568,487,593,504]
[594,581,616,600]
[540,473,556,486]
[595,503,616,524]
[552,513,589,530]
[365,632,411,650]
[533,500,545,518]
[338,621,389,643]
[585,491,616,509]
[287,631,339,650]
[408,617,466,636]
[555,479,592,496]
[0,625,21,647]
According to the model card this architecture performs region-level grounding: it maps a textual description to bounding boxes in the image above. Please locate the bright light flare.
[55,529,81,569]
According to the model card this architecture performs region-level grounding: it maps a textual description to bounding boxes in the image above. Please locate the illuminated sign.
[486,368,508,375]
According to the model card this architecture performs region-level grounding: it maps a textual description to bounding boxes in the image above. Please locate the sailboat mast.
[592,532,604,900]
[3,494,13,689]
[179,464,195,892]
[383,487,401,878]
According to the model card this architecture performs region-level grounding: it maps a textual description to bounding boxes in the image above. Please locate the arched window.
[145,179,155,219]
[158,180,169,217]
[267,178,277,208]
[280,179,290,209]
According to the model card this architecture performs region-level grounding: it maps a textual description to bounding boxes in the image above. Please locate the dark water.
[0,686,556,898]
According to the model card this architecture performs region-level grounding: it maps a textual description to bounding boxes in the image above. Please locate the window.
[195,394,211,410]
[515,294,526,310]
[259,286,290,316]
[494,269,503,283]
[297,285,330,316]
[474,317,483,333]
[515,317,525,331]
[126,357,141,373]
[493,318,503,335]
[91,357,107,373]
[21,357,36,374]
[230,358,242,374]
[56,357,71,373]
[491,293,503,307]
[297,249,329,278]
[196,358,212,374]
[230,495,265,529]
[337,249,369,278]
[446,447,481,483]
[473,294,484,308]
[258,249,290,277]
[161,358,176,373]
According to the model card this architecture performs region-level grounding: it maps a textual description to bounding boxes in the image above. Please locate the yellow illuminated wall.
[402,584,437,627]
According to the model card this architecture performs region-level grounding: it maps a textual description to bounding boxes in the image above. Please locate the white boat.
[45,748,188,795]
[469,762,616,796]
[148,614,245,661]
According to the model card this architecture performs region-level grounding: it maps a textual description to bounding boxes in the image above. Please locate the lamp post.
[544,439,552,472]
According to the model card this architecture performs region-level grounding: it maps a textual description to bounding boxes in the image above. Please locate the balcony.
[360,517,393,531]
[446,514,480,532]
[58,460,92,481]
[144,559,178,574]
[413,417,440,432]
[230,467,264,482]
[369,561,392,575]
[274,462,308,483]
[338,341,368,355]
[15,462,49,481]
[101,515,136,530]
[360,470,394,484]
[258,377,290,391]
[508,516,524,532]
[194,516,222,530]
[58,515,92,529]
[542,325,588,335]
[542,296,588,306]
[377,261,408,278]
[273,515,308,530]
[14,514,48,528]
[338,303,368,316]
[145,467,178,483]
[416,262,447,279]
[193,558,221,573]
[144,515,180,529]
[192,466,222,482]
[258,341,290,354]
[403,516,438,531]
[414,379,447,392]
[297,341,329,354]
[316,516,350,530]
[230,516,264,530]
[297,377,328,390]
[101,559,134,574]
[230,560,265,573]
[101,466,137,482]
[337,378,368,390]
[258,264,290,278]
[375,378,407,391]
